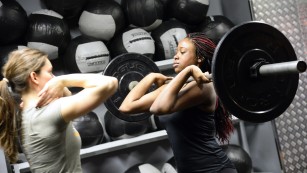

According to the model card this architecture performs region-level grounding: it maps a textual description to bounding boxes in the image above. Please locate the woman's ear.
[29,72,39,84]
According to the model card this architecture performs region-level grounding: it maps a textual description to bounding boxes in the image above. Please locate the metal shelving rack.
[10,130,168,173]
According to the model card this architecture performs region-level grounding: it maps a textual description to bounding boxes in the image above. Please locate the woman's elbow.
[119,105,143,115]
[150,105,170,115]
[108,77,118,94]
[118,105,130,114]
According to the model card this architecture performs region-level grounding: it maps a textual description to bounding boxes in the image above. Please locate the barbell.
[103,21,307,123]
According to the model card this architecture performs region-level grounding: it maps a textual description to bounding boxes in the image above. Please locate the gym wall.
[250,0,307,173]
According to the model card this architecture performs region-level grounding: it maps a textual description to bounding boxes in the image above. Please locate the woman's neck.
[21,91,39,110]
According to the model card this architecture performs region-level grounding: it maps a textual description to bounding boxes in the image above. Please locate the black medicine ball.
[0,45,25,64]
[125,163,161,173]
[151,19,190,61]
[121,0,164,31]
[196,15,235,44]
[161,156,177,173]
[26,9,71,60]
[64,35,110,73]
[72,112,105,148]
[104,111,150,141]
[79,0,126,41]
[221,144,253,173]
[42,0,87,26]
[148,115,164,132]
[169,0,210,25]
[108,27,155,59]
[0,45,27,79]
[0,0,28,45]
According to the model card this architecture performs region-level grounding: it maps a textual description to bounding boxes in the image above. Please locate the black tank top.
[158,107,235,173]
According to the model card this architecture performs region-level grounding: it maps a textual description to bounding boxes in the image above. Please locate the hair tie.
[2,78,13,93]
[3,78,9,83]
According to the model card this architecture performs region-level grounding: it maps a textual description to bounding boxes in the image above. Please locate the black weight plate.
[212,21,298,123]
[104,53,160,122]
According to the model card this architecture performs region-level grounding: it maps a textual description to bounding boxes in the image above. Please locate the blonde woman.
[0,48,118,172]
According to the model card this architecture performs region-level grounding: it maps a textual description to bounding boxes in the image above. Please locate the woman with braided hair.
[0,48,118,172]
[120,32,237,173]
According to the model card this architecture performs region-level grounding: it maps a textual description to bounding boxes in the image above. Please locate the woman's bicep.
[169,83,215,113]
[60,88,109,122]
[119,86,165,114]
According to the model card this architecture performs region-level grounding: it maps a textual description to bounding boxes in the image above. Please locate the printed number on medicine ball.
[72,112,105,148]
[196,15,235,44]
[64,35,110,73]
[104,111,150,141]
[221,144,253,173]
[108,27,155,59]
[121,0,164,31]
[151,19,190,61]
[26,9,71,60]
[42,0,87,26]
[125,163,161,173]
[0,0,28,45]
[169,0,210,25]
[79,0,126,41]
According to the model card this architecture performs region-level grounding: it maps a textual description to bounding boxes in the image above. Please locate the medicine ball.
[64,35,110,73]
[161,156,177,173]
[151,19,190,61]
[149,115,164,132]
[196,15,235,44]
[121,0,164,31]
[79,0,126,41]
[221,144,253,173]
[104,111,150,141]
[0,0,28,45]
[169,0,210,25]
[108,27,155,59]
[160,0,171,5]
[125,163,161,173]
[0,45,25,78]
[42,0,87,26]
[0,45,24,64]
[72,111,105,148]
[26,9,71,60]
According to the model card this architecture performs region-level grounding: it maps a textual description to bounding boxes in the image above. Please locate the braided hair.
[187,32,234,143]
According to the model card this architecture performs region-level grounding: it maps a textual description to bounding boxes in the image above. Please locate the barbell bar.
[202,60,306,80]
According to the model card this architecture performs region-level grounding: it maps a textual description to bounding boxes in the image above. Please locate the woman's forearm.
[37,74,117,108]
[119,73,161,113]
[150,67,191,114]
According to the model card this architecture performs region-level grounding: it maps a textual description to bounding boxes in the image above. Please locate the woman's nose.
[174,53,178,60]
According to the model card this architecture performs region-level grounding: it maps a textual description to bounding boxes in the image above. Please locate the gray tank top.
[21,99,82,173]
